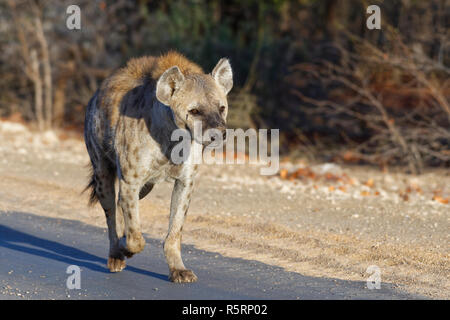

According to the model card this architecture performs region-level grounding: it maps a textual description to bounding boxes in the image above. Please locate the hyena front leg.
[165,178,197,283]
[118,181,146,257]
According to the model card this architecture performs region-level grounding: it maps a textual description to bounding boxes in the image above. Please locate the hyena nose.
[209,128,226,143]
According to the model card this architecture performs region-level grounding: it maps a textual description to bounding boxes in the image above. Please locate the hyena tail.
[83,165,99,207]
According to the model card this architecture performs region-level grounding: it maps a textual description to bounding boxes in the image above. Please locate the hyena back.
[84,51,233,282]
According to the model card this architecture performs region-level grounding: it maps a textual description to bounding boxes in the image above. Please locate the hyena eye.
[189,108,200,115]
[219,106,226,113]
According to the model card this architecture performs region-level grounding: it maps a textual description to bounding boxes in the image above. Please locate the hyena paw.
[107,256,126,272]
[169,269,198,283]
[119,233,145,257]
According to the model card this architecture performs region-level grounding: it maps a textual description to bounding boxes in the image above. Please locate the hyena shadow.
[0,221,168,281]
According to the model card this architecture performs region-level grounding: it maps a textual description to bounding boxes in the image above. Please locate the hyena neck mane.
[100,51,202,122]
[98,51,204,144]
[131,52,203,151]
[125,51,203,83]
[151,51,203,79]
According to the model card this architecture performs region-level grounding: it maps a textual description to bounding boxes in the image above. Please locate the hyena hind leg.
[91,166,126,272]
[117,181,146,258]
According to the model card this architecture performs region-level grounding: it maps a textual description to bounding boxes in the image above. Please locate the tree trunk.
[30,50,44,131]
[35,16,53,130]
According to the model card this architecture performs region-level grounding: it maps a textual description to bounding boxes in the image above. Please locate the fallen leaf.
[365,178,374,188]
[279,169,288,179]
[432,196,449,204]
[341,150,360,163]
[325,173,339,181]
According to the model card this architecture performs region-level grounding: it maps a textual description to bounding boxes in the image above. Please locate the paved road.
[0,211,421,299]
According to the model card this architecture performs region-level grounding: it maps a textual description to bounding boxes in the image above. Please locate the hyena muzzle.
[83,51,232,283]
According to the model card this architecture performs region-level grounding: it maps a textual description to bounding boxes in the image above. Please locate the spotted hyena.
[84,51,232,282]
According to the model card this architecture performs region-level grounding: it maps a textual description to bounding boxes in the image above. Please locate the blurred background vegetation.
[0,0,449,172]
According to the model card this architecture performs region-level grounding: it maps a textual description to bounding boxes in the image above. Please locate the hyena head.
[156,58,233,146]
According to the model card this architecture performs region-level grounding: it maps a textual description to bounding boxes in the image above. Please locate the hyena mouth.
[185,124,204,146]
[204,128,227,148]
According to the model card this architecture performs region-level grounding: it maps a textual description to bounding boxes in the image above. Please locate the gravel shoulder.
[0,121,448,299]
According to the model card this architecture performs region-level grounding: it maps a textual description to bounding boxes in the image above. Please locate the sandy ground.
[0,120,448,299]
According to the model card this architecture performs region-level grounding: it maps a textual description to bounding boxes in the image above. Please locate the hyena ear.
[212,58,233,95]
[156,66,185,105]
